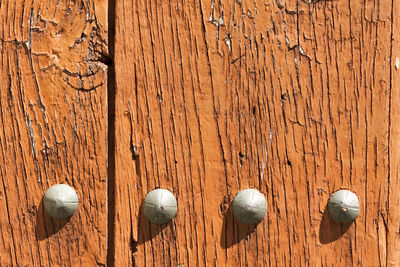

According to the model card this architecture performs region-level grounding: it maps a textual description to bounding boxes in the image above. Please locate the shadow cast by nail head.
[319,204,352,244]
[35,199,70,240]
[136,202,171,246]
[220,205,258,249]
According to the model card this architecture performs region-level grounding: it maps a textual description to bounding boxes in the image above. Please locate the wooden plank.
[389,0,400,266]
[113,0,398,266]
[0,1,108,266]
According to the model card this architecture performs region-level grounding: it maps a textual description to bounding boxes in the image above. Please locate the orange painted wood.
[113,0,400,266]
[1,0,399,266]
[0,1,108,266]
[389,0,400,264]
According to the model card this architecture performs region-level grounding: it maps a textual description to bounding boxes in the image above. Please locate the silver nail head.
[43,184,79,219]
[143,189,177,224]
[327,190,359,223]
[232,189,267,224]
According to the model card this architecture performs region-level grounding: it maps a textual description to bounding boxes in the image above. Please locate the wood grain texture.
[0,1,108,266]
[389,0,400,265]
[113,0,399,266]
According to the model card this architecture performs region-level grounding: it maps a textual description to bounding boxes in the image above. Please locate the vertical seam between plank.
[107,0,116,265]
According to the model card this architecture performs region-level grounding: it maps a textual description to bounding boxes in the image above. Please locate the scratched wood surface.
[0,1,108,266]
[113,0,399,266]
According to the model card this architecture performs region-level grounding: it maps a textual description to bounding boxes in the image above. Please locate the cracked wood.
[0,1,108,266]
[113,0,400,266]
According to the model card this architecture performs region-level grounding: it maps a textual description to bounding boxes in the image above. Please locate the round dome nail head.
[327,189,359,223]
[43,184,79,219]
[232,188,267,224]
[143,189,177,224]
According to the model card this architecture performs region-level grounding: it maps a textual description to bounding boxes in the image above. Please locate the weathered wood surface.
[0,1,108,266]
[0,0,399,266]
[113,0,399,266]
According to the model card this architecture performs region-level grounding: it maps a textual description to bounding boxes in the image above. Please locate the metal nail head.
[232,188,267,224]
[143,189,177,224]
[43,184,79,219]
[327,189,359,223]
